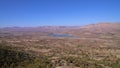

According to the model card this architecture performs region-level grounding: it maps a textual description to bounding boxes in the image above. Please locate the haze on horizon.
[0,0,120,27]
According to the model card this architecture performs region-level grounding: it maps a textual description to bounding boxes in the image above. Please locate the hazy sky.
[0,0,120,27]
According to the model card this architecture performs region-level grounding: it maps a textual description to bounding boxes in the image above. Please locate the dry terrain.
[0,23,120,68]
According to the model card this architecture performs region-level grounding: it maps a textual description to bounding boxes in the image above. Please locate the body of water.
[49,33,74,37]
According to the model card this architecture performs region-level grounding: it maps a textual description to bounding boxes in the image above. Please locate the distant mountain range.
[0,23,120,37]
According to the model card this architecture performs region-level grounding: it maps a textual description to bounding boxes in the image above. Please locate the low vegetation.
[0,23,120,68]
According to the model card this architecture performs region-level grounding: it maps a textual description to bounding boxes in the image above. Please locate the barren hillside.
[0,23,120,68]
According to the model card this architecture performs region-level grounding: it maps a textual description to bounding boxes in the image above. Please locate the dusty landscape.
[0,23,120,68]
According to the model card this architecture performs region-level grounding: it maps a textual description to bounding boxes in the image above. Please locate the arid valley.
[0,23,120,68]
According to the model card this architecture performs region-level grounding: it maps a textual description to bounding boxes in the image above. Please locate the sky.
[0,0,120,27]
